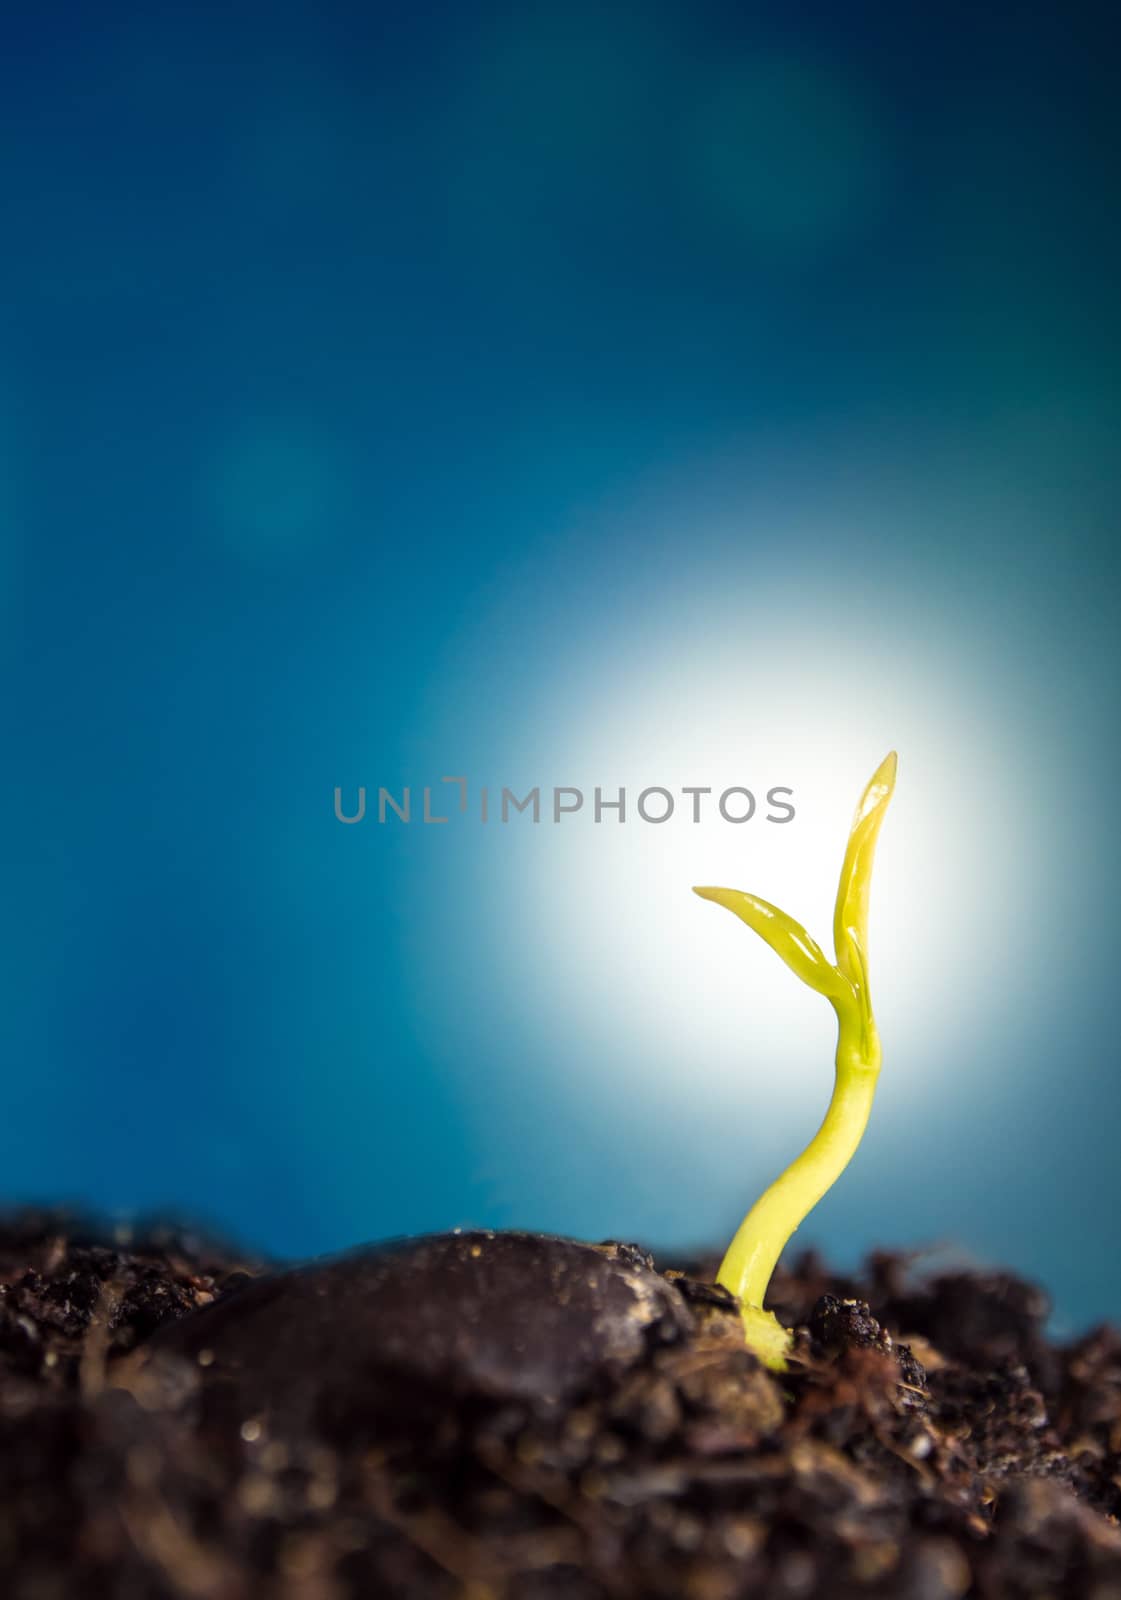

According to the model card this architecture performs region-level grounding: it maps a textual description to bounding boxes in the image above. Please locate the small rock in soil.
[137,1230,694,1439]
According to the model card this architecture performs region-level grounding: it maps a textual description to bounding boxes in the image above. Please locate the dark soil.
[3,1214,1121,1599]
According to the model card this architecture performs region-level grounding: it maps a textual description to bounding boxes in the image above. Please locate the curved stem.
[716,1008,880,1314]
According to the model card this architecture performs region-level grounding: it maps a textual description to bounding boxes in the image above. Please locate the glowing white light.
[472,582,1035,1149]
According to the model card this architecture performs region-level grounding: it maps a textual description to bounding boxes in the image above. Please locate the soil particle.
[3,1213,1121,1598]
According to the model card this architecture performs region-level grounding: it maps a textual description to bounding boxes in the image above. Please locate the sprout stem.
[716,1019,879,1311]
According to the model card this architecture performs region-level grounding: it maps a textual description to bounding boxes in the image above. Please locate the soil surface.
[3,1213,1121,1599]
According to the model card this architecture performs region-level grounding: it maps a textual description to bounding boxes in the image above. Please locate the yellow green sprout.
[694,751,898,1370]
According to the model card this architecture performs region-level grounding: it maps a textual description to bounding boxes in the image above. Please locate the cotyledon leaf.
[691,886,853,1007]
[832,750,898,1003]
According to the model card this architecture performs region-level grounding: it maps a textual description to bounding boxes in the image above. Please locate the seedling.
[693,752,897,1370]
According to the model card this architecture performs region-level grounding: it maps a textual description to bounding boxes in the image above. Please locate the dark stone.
[139,1231,694,1441]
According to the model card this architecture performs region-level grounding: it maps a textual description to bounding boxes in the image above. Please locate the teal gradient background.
[3,3,1118,1332]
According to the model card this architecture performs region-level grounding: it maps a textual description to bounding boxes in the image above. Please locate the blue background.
[4,2,1118,1333]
